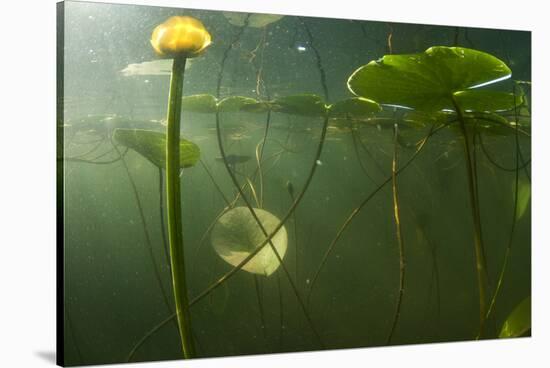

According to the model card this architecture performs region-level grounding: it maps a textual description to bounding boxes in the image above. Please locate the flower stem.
[165,56,195,358]
[451,95,488,338]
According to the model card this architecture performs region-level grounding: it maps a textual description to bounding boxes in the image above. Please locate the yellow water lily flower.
[151,16,212,58]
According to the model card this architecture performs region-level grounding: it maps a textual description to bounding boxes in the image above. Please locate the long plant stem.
[165,56,195,358]
[253,275,267,339]
[127,112,330,359]
[307,123,442,304]
[483,85,523,333]
[451,95,488,338]
[216,110,326,348]
[387,124,406,344]
[257,110,272,208]
[116,148,172,313]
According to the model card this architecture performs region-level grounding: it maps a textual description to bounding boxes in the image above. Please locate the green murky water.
[59,1,531,366]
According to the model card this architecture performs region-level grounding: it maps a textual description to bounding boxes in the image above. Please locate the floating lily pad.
[113,129,200,169]
[271,94,327,116]
[328,97,381,118]
[454,90,524,112]
[217,96,267,113]
[211,207,287,276]
[181,94,218,113]
[499,296,531,338]
[347,46,512,112]
[223,12,284,28]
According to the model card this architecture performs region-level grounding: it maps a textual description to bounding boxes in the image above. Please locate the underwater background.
[59,1,531,366]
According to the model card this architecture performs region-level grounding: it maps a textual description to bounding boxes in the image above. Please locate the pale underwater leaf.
[223,12,284,28]
[120,58,194,77]
[211,207,287,276]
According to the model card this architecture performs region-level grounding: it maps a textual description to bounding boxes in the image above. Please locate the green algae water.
[58,1,531,366]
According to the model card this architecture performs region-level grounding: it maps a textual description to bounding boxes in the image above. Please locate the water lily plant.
[151,15,212,359]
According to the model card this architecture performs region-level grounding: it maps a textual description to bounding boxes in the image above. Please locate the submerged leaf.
[453,90,524,113]
[181,94,218,113]
[328,97,382,118]
[113,129,200,169]
[120,58,195,76]
[217,96,267,113]
[223,12,284,28]
[499,296,531,338]
[211,207,287,276]
[347,46,511,112]
[271,94,327,116]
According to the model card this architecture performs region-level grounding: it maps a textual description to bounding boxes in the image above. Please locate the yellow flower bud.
[151,16,212,58]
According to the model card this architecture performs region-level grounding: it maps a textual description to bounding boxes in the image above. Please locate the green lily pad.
[347,46,511,112]
[271,94,327,116]
[113,129,200,169]
[499,296,531,338]
[211,206,287,276]
[217,96,267,113]
[454,90,524,112]
[181,94,218,114]
[328,97,382,118]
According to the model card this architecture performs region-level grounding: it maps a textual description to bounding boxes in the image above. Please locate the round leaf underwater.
[211,207,288,276]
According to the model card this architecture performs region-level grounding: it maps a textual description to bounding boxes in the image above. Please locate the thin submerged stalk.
[127,112,330,359]
[451,95,488,337]
[215,110,326,348]
[307,123,443,304]
[114,143,172,313]
[482,84,524,335]
[387,124,406,344]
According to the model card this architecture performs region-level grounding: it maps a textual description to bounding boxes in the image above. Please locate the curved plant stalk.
[216,14,250,97]
[190,152,284,276]
[481,85,524,337]
[349,120,379,185]
[286,182,300,282]
[127,112,329,358]
[165,56,195,358]
[215,110,326,348]
[451,95,488,337]
[113,144,172,313]
[479,133,531,172]
[306,123,443,305]
[253,274,267,340]
[256,110,272,208]
[199,159,230,206]
[63,146,128,165]
[70,136,108,159]
[245,177,261,208]
[298,17,329,101]
[353,123,388,177]
[387,124,406,344]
